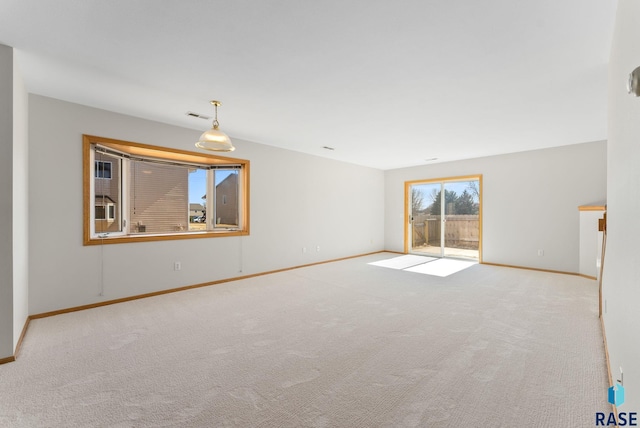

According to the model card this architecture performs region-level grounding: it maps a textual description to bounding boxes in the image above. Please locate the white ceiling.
[0,0,617,170]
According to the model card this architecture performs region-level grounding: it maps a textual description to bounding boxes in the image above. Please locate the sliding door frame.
[404,174,483,262]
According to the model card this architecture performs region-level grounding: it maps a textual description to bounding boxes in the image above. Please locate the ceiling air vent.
[186,111,211,120]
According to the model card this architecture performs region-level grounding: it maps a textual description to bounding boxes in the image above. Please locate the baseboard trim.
[481,262,583,277]
[0,356,16,365]
[600,316,618,420]
[0,317,32,365]
[13,316,31,360]
[30,251,386,321]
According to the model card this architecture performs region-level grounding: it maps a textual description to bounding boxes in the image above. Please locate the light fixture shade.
[195,100,235,152]
[195,127,235,152]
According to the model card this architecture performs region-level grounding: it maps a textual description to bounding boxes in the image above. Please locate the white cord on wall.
[98,233,109,296]
[238,235,243,273]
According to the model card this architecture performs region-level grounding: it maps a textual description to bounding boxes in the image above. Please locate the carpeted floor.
[0,253,610,427]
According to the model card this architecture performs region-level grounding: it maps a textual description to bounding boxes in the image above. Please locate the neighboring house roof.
[217,174,237,187]
[95,195,116,204]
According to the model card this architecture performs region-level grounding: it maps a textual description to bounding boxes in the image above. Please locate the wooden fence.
[412,215,479,250]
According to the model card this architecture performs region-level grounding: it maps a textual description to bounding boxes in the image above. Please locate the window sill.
[84,229,249,246]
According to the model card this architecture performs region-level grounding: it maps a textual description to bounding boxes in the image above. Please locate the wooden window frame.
[83,135,250,246]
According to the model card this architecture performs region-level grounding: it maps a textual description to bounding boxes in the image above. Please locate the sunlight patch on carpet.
[404,258,476,277]
[370,255,476,277]
[368,255,436,269]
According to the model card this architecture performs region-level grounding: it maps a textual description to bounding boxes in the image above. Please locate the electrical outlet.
[316,245,320,252]
[174,261,181,271]
[618,367,624,385]
[302,247,307,253]
[537,249,544,256]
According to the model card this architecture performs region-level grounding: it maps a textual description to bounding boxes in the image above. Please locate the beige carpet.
[0,253,610,427]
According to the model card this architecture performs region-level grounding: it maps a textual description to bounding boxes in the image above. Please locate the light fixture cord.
[213,104,220,129]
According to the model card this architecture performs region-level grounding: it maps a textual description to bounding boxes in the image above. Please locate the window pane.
[129,161,189,234]
[94,152,121,234]
[214,169,239,227]
[103,162,112,179]
[95,161,112,179]
[95,205,106,220]
[188,168,207,231]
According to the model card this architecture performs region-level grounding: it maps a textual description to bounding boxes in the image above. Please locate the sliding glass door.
[409,182,442,257]
[443,180,480,259]
[406,176,481,261]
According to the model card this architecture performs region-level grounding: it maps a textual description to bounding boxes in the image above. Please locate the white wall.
[0,45,14,359]
[12,50,28,350]
[384,142,606,272]
[603,0,640,411]
[579,209,605,278]
[28,95,384,315]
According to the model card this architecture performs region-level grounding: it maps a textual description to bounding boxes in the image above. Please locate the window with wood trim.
[83,135,250,245]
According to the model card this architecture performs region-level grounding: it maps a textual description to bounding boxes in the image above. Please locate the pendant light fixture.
[195,100,235,152]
